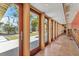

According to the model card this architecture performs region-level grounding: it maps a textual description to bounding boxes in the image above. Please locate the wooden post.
[55,22,57,38]
[23,3,30,56]
[51,20,53,41]
[40,13,45,49]
[54,21,56,39]
[56,23,58,37]
[53,21,55,40]
[57,23,59,36]
[18,4,23,56]
[48,18,52,43]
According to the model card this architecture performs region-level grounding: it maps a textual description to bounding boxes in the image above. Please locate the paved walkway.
[35,35,79,56]
[0,48,19,56]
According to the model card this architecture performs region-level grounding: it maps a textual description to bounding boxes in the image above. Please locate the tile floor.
[35,35,79,56]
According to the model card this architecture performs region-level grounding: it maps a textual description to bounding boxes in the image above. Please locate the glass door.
[44,18,48,45]
[0,3,21,56]
[51,20,53,41]
[30,11,40,55]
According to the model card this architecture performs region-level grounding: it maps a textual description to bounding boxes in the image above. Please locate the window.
[0,4,19,56]
[30,12,39,51]
[44,18,48,44]
[51,20,53,41]
[53,21,55,40]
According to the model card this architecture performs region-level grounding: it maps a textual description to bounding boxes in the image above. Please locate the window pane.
[30,12,39,50]
[51,21,53,40]
[0,4,19,56]
[44,18,48,43]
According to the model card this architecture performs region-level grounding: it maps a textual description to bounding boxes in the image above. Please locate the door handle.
[20,31,23,40]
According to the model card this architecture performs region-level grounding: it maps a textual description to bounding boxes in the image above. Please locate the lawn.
[5,35,19,40]
[30,31,38,36]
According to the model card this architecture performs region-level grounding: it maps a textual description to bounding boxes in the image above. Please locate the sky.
[4,6,17,17]
[0,6,18,26]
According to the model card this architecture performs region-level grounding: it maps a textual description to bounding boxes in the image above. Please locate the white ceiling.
[31,3,66,24]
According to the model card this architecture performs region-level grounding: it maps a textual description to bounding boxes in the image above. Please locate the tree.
[3,22,17,34]
[0,22,4,27]
[3,23,12,34]
[31,18,38,31]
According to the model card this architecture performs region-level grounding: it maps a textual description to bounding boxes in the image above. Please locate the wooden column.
[51,20,53,41]
[40,13,45,49]
[48,18,52,43]
[56,22,57,38]
[56,23,58,37]
[53,21,55,40]
[57,23,59,36]
[23,3,30,56]
[18,4,23,56]
[54,21,56,39]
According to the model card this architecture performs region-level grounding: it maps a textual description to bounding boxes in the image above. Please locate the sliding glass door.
[44,18,48,45]
[51,20,53,41]
[0,4,21,56]
[30,11,40,55]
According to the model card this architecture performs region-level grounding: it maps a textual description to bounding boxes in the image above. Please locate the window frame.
[30,5,41,56]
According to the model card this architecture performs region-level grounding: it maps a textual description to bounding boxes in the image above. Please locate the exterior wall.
[71,11,79,46]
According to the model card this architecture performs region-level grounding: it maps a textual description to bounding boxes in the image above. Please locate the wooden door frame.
[51,20,53,41]
[44,16,49,46]
[15,4,23,56]
[18,3,62,56]
[30,5,42,56]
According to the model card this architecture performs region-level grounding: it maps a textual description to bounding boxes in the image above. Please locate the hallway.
[35,35,79,56]
[0,3,79,56]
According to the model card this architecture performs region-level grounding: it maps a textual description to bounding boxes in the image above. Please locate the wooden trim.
[55,21,56,39]
[54,21,56,39]
[45,14,50,19]
[23,3,30,56]
[44,17,49,45]
[22,4,65,56]
[30,7,41,56]
[57,23,58,36]
[30,4,42,15]
[53,21,55,40]
[51,20,53,41]
[48,18,52,43]
[56,22,58,38]
[40,13,45,49]
[18,4,23,56]
[30,47,41,56]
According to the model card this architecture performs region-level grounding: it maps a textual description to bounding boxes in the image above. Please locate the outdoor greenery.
[3,23,18,34]
[30,13,39,36]
[30,31,38,36]
[5,35,18,40]
[31,18,38,31]
[0,4,19,41]
[0,4,19,35]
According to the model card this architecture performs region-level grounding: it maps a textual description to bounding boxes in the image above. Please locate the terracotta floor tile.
[35,35,79,56]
